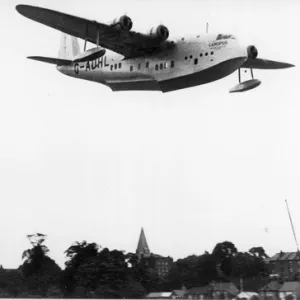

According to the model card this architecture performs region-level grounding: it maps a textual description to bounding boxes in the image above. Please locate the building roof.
[186,286,210,295]
[237,292,259,299]
[146,292,172,298]
[259,281,283,292]
[172,290,186,297]
[279,282,300,292]
[211,282,239,295]
[269,252,300,261]
[136,227,150,257]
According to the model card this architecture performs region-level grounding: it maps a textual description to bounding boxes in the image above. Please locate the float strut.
[238,68,241,83]
[250,68,254,79]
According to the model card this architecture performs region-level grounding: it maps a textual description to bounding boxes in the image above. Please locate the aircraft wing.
[16,5,174,59]
[241,58,294,69]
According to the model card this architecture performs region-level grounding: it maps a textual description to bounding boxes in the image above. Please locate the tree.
[65,240,99,270]
[212,241,238,278]
[0,269,24,297]
[61,240,100,295]
[21,233,61,297]
[196,252,219,285]
[249,247,269,259]
[22,233,50,276]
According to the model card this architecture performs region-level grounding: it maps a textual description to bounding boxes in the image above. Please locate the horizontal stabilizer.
[28,56,72,65]
[242,58,295,69]
[73,47,106,63]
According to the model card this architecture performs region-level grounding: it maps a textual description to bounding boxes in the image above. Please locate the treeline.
[0,234,272,298]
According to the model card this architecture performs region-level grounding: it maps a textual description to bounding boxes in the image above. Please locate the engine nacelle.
[247,45,258,59]
[148,25,169,41]
[111,15,133,31]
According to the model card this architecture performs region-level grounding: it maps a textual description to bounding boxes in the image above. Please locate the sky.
[0,0,300,269]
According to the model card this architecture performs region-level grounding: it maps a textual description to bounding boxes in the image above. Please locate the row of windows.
[130,61,175,72]
[104,51,214,72]
[110,62,122,71]
[184,51,214,61]
[107,61,177,72]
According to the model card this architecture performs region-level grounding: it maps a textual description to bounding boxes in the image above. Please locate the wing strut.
[84,23,88,51]
[83,23,100,50]
[96,25,100,47]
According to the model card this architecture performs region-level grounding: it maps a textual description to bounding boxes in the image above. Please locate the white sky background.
[0,0,300,268]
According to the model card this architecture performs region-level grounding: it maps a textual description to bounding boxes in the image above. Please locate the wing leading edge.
[16,4,174,58]
[242,58,295,69]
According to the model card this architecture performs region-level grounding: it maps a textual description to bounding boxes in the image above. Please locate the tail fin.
[58,33,80,60]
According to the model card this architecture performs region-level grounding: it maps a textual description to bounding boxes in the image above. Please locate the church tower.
[135,227,173,278]
[136,227,150,258]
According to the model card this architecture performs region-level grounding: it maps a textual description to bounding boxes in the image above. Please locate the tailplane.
[27,33,105,65]
[27,56,72,65]
[27,33,80,66]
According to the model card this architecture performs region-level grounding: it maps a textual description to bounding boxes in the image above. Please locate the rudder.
[58,33,80,60]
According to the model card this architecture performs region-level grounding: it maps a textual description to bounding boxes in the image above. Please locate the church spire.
[136,227,150,257]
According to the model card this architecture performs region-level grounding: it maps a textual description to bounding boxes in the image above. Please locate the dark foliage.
[0,235,271,298]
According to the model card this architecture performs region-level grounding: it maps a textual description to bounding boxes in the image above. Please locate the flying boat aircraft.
[16,5,295,93]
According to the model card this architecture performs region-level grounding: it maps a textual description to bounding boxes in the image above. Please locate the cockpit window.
[216,34,236,40]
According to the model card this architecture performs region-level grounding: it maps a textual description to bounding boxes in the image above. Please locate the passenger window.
[160,63,163,70]
[155,64,158,71]
[114,64,117,70]
[138,63,141,70]
[211,51,214,55]
[146,62,149,68]
[170,61,175,68]
[164,62,168,68]
[190,55,193,59]
[205,52,208,56]
[119,63,122,68]
[185,56,188,60]
[130,66,133,72]
[200,53,203,57]
[194,58,198,65]
[110,65,113,71]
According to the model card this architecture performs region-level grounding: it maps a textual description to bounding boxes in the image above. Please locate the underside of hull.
[105,57,246,92]
[107,79,161,92]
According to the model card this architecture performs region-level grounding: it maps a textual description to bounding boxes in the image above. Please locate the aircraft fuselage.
[57,34,248,92]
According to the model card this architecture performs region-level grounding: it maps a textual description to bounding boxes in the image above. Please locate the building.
[259,281,283,300]
[185,282,239,300]
[146,290,187,299]
[237,292,259,300]
[268,252,300,280]
[278,282,300,300]
[136,228,173,278]
[210,282,239,299]
[171,289,187,299]
[185,286,211,300]
[146,292,173,299]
